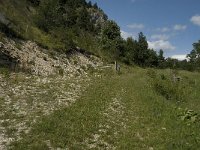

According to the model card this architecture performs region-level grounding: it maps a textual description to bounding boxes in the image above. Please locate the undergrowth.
[147,69,191,103]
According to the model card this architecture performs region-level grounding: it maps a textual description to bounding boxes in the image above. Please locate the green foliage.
[75,32,101,56]
[144,49,158,67]
[100,20,124,61]
[135,32,150,66]
[148,70,189,102]
[101,20,121,41]
[123,32,159,67]
[0,0,106,56]
[35,0,95,33]
[123,37,137,64]
[187,40,200,70]
[158,49,165,68]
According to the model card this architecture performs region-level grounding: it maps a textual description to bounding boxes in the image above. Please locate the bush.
[148,71,188,103]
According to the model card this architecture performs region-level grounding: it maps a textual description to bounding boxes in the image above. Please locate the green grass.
[9,67,200,149]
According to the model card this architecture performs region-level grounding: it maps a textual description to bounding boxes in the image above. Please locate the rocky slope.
[0,37,103,76]
[0,35,105,149]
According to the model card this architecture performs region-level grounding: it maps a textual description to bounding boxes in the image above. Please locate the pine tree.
[135,32,148,66]
[158,49,165,68]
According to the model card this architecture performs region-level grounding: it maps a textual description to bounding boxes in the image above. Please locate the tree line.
[97,18,200,71]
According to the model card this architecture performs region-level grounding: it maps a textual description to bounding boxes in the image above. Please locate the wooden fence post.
[115,61,117,71]
[114,61,120,72]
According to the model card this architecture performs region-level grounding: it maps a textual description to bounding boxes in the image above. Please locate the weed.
[149,71,188,103]
[58,68,64,76]
[74,60,78,65]
[80,65,87,71]
[0,67,11,79]
[146,69,156,78]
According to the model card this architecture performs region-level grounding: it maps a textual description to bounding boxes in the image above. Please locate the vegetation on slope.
[0,0,106,55]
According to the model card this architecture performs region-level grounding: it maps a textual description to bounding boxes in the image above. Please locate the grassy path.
[9,68,200,149]
[0,72,90,149]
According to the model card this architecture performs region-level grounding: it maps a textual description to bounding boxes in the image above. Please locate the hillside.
[0,0,107,57]
[0,0,200,149]
[0,0,198,70]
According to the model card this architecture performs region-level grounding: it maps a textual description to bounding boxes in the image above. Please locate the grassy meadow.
[6,66,200,149]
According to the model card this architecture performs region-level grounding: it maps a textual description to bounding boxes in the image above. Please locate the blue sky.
[90,0,200,60]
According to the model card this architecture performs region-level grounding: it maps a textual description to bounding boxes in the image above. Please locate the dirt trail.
[84,89,127,149]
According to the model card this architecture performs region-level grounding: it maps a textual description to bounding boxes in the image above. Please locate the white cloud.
[191,15,200,26]
[173,24,187,31]
[148,40,175,51]
[127,23,144,29]
[156,25,187,33]
[121,30,135,39]
[171,55,187,61]
[156,27,170,32]
[151,34,170,40]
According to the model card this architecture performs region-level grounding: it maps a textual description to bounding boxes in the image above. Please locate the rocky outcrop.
[0,42,19,70]
[0,38,103,76]
[88,7,108,30]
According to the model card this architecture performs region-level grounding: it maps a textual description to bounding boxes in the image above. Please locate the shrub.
[149,71,188,103]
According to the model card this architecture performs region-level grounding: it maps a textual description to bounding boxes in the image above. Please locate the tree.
[158,49,165,68]
[187,40,200,70]
[35,0,64,32]
[158,49,164,61]
[145,49,158,67]
[134,32,149,66]
[100,20,122,60]
[101,20,121,41]
[123,37,137,64]
[165,58,179,69]
[87,1,92,7]
[76,6,94,31]
[93,2,98,9]
[138,32,148,50]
